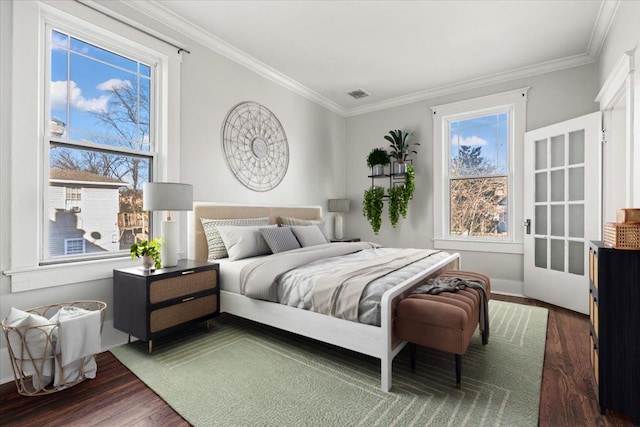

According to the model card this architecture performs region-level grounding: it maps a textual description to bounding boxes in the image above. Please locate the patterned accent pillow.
[277,216,328,239]
[290,225,329,247]
[260,227,301,253]
[200,217,270,259]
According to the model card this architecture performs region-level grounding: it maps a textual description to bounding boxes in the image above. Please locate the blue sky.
[449,113,508,174]
[50,29,151,150]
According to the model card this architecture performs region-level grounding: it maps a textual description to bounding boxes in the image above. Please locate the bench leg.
[409,342,416,372]
[455,354,462,388]
[481,328,489,345]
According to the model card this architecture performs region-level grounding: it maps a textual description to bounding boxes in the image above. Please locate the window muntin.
[47,28,154,262]
[446,110,511,240]
[64,238,85,255]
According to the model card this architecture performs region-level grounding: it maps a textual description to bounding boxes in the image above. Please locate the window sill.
[433,238,524,255]
[3,256,138,293]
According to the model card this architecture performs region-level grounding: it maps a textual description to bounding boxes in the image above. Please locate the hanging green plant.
[363,186,385,234]
[402,164,415,217]
[388,163,416,226]
[388,185,404,227]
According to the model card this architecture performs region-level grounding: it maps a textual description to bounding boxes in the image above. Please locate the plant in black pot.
[385,129,419,174]
[366,147,390,176]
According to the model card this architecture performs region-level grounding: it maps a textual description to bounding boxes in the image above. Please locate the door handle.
[523,219,531,235]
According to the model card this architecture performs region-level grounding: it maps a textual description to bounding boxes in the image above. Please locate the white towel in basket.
[5,307,55,391]
[50,306,101,387]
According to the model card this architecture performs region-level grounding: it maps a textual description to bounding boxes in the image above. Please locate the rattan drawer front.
[150,294,217,333]
[149,270,217,304]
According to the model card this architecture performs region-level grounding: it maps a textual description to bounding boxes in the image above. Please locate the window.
[64,238,86,255]
[432,88,527,254]
[7,1,180,292]
[47,28,154,262]
[449,111,509,238]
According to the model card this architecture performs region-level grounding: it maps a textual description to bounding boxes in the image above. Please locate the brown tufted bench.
[394,270,491,388]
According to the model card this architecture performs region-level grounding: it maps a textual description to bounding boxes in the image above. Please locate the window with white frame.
[432,88,527,254]
[6,1,180,292]
[46,27,155,262]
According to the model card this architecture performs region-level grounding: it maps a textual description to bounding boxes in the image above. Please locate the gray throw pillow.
[290,225,329,247]
[216,225,277,261]
[260,227,301,253]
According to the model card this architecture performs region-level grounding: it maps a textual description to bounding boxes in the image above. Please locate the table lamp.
[143,182,193,267]
[328,198,350,240]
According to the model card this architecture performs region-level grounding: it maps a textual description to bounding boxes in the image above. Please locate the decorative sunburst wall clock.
[221,101,289,192]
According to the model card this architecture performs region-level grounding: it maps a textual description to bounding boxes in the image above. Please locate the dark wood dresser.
[113,259,219,352]
[588,241,640,423]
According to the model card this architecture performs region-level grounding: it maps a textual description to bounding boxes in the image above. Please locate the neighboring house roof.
[50,168,129,188]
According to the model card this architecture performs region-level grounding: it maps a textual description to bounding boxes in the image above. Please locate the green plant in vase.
[366,147,390,175]
[363,186,385,234]
[130,237,164,269]
[385,129,419,173]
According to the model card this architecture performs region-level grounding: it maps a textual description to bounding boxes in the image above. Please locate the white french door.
[523,112,600,314]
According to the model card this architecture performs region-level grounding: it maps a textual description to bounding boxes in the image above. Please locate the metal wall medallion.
[221,101,289,192]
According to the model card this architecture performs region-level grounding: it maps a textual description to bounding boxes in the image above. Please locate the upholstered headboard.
[188,202,323,261]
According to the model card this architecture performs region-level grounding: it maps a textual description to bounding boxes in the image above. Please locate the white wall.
[597,0,640,206]
[345,64,599,295]
[0,0,346,384]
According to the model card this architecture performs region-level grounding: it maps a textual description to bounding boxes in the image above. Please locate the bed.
[187,202,460,392]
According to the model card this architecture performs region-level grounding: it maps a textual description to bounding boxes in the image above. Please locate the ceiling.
[131,1,618,116]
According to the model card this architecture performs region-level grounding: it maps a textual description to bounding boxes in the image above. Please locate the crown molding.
[122,0,615,119]
[123,0,347,116]
[587,0,620,61]
[345,54,594,117]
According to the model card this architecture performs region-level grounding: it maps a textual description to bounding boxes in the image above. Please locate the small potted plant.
[130,238,164,270]
[385,129,419,174]
[366,147,390,176]
[363,186,385,234]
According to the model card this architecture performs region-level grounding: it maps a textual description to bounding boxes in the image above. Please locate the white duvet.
[276,247,451,326]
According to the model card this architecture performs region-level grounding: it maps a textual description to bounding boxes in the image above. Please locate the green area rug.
[111,300,548,426]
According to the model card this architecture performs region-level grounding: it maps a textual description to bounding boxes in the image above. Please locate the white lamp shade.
[328,199,350,213]
[142,182,193,268]
[143,182,193,212]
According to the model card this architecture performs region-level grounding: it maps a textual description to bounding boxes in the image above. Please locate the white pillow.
[200,217,270,259]
[217,225,277,261]
[277,216,328,239]
[290,225,329,247]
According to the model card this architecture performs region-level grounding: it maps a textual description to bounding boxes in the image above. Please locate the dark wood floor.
[0,295,634,426]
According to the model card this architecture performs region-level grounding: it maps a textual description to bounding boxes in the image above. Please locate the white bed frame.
[188,202,460,392]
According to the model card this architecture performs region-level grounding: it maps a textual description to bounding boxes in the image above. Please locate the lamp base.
[161,219,179,267]
[335,214,344,240]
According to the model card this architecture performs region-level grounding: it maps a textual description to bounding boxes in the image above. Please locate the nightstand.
[330,238,361,242]
[113,259,219,352]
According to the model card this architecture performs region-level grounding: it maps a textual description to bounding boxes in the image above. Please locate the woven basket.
[1,300,106,396]
[616,208,640,223]
[603,222,640,250]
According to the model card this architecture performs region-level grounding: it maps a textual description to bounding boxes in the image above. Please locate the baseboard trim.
[490,278,524,297]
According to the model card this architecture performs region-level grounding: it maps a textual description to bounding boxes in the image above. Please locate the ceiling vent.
[347,88,370,99]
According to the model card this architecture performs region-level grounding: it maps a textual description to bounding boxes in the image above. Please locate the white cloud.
[451,135,487,147]
[96,79,131,91]
[50,80,110,113]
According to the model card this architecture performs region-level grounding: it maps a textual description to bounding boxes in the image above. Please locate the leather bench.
[394,270,491,388]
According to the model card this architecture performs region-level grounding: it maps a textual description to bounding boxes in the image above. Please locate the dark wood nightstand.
[113,259,219,352]
[330,238,361,242]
